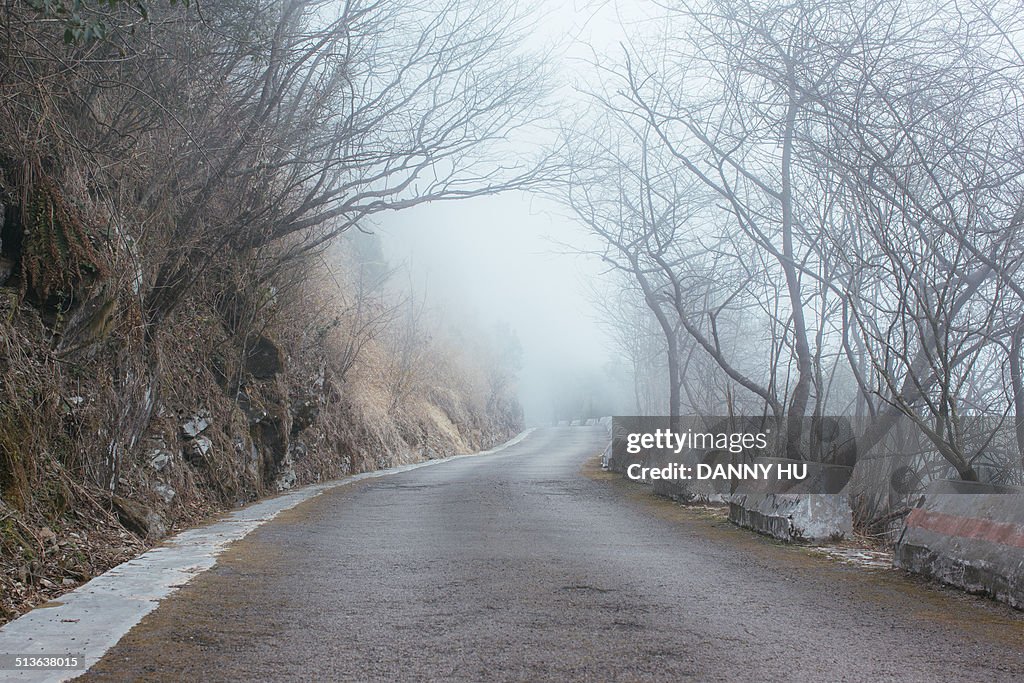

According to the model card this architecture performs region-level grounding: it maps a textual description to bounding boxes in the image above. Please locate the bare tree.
[565,0,1024,484]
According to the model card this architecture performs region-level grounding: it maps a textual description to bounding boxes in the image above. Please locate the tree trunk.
[1011,319,1024,470]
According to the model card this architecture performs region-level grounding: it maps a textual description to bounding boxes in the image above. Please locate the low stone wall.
[894,481,1024,609]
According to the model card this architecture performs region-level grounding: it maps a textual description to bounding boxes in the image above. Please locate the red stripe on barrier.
[906,508,1024,549]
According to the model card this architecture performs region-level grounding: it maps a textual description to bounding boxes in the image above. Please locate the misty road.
[76,426,1024,682]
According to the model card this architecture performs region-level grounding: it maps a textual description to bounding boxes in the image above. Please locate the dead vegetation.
[0,0,535,623]
[0,215,524,624]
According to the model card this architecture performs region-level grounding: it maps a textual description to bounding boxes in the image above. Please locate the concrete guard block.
[652,476,729,504]
[605,443,644,475]
[729,492,853,543]
[894,481,1024,609]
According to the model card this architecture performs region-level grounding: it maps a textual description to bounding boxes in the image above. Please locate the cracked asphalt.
[76,425,1024,681]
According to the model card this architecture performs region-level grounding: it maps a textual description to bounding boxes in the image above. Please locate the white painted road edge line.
[0,428,536,682]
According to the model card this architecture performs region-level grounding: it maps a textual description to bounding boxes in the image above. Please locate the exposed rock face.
[153,483,176,505]
[148,449,171,472]
[111,496,166,540]
[245,336,283,379]
[275,462,297,491]
[181,414,211,439]
[236,391,268,425]
[253,403,289,486]
[186,436,213,463]
[290,397,319,435]
[0,255,13,286]
[0,193,20,288]
[0,157,526,625]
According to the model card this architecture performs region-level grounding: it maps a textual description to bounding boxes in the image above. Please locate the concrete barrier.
[604,417,664,475]
[653,476,730,504]
[725,458,854,543]
[604,420,854,542]
[604,433,646,475]
[894,481,1024,609]
[649,448,730,504]
[728,492,853,543]
[597,417,614,469]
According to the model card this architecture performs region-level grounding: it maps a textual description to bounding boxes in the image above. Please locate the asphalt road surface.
[77,426,1024,681]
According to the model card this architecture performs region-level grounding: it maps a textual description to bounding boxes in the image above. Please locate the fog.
[377,195,614,424]
[363,0,1024,461]
[376,1,642,424]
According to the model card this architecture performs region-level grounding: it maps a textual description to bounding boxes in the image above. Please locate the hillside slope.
[0,0,529,622]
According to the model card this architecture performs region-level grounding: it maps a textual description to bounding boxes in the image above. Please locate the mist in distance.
[377,195,619,425]
[376,1,646,424]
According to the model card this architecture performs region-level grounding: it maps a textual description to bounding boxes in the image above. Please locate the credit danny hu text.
[623,426,805,483]
[626,460,807,483]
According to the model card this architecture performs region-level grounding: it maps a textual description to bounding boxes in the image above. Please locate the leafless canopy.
[561,0,1024,484]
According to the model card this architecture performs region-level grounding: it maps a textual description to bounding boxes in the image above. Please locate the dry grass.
[0,235,522,624]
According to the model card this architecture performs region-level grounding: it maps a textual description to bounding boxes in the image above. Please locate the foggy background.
[377,195,607,424]
[377,1,641,424]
